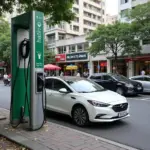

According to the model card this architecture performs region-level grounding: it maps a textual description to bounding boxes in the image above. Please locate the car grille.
[112,103,128,112]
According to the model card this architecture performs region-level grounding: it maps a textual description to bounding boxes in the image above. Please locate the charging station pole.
[10,11,45,130]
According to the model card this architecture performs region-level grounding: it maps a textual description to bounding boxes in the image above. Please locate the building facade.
[55,35,108,76]
[44,0,106,51]
[105,14,117,25]
[118,0,150,22]
[54,34,150,78]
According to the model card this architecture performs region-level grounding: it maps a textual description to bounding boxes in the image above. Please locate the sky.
[106,0,119,15]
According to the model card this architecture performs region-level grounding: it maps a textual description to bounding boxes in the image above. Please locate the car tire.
[72,105,89,127]
[116,87,124,95]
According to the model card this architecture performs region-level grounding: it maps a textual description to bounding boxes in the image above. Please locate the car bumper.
[88,105,130,123]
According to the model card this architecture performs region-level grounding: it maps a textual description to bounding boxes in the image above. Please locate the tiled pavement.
[0,108,139,150]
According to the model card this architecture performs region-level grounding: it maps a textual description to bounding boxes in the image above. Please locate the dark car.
[89,73,143,95]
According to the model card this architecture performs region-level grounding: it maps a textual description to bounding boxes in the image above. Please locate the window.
[45,79,53,89]
[53,79,71,92]
[73,25,79,32]
[121,9,128,18]
[69,45,76,53]
[74,0,79,5]
[59,34,65,40]
[73,7,79,14]
[90,76,102,80]
[77,44,83,52]
[58,22,65,29]
[57,46,66,54]
[74,17,79,23]
[84,42,89,50]
[67,79,104,93]
[103,75,112,81]
[144,77,150,81]
[121,0,129,4]
[47,35,55,44]
[132,77,143,81]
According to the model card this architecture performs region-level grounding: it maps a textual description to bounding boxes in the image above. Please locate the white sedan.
[45,76,130,126]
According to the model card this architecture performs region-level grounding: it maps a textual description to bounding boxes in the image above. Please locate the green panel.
[35,11,44,68]
[11,15,31,121]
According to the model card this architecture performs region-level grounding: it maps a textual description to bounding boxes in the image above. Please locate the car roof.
[90,73,118,76]
[46,76,85,82]
[130,75,150,78]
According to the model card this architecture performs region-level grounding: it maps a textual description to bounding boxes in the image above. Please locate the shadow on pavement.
[45,110,129,130]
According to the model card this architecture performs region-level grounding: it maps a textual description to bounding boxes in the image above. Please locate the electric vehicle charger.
[10,38,46,130]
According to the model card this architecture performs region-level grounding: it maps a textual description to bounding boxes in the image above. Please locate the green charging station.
[10,11,45,130]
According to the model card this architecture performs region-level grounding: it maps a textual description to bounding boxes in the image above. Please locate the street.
[0,84,150,150]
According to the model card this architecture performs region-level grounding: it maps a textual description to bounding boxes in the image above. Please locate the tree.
[87,21,141,72]
[0,0,75,25]
[126,2,150,39]
[44,43,55,64]
[0,17,11,70]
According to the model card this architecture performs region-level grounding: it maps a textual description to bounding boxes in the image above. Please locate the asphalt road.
[0,83,150,150]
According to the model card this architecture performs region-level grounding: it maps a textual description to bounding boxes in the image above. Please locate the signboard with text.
[35,11,44,68]
[55,54,66,62]
[66,52,88,61]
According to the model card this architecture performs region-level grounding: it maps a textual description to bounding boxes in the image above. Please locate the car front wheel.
[72,106,89,127]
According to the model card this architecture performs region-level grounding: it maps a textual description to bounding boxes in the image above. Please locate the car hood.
[79,90,127,105]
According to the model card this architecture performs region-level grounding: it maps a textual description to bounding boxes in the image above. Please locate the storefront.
[66,52,89,76]
[126,55,150,76]
[93,61,107,73]
[112,59,127,76]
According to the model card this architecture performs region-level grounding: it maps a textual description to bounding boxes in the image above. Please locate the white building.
[119,0,150,22]
[105,14,118,25]
[44,0,106,51]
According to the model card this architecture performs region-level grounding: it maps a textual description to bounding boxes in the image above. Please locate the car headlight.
[125,83,133,88]
[87,100,110,107]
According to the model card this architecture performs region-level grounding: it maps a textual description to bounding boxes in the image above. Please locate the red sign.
[100,61,107,67]
[55,54,66,62]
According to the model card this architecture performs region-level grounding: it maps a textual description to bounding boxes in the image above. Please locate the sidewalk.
[0,108,139,150]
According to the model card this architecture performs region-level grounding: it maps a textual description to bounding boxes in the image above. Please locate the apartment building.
[119,0,150,22]
[105,14,118,25]
[44,0,106,51]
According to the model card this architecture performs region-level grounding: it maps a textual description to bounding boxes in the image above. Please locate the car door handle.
[71,96,76,99]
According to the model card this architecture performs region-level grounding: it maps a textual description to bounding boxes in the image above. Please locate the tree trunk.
[113,53,118,74]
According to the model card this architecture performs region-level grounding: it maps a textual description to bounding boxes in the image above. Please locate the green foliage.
[0,18,11,64]
[0,0,75,25]
[87,21,141,68]
[44,43,55,65]
[126,2,150,39]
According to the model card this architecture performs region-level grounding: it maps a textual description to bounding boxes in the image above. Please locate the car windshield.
[66,79,105,93]
[112,74,129,82]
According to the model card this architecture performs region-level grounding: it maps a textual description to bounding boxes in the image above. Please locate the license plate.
[118,111,127,117]
[137,87,142,90]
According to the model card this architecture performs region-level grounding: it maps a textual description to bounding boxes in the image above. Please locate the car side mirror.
[59,88,68,93]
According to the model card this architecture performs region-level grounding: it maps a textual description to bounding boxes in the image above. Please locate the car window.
[90,75,102,80]
[45,79,53,89]
[103,75,112,81]
[132,77,143,81]
[53,79,71,92]
[143,77,150,81]
[66,79,104,93]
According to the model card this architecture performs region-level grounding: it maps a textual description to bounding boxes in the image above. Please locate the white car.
[45,76,130,126]
[130,75,150,93]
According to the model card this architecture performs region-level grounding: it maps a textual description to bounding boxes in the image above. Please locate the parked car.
[45,76,129,126]
[130,75,150,93]
[89,73,143,96]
